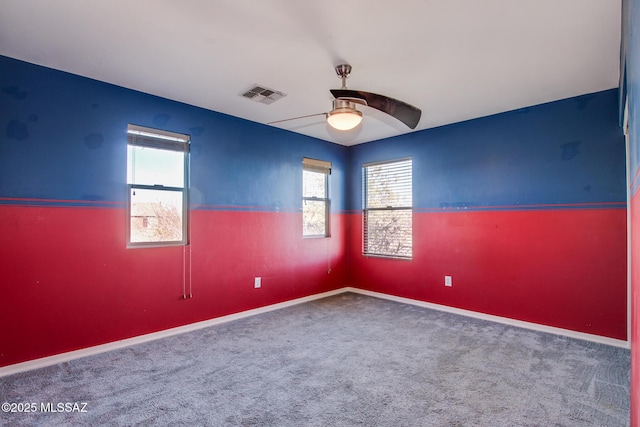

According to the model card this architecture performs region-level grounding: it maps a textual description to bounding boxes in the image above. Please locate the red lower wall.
[0,204,627,367]
[0,205,347,367]
[348,208,627,340]
[631,192,639,426]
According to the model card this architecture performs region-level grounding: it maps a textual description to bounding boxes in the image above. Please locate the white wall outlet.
[254,277,261,288]
[444,276,452,287]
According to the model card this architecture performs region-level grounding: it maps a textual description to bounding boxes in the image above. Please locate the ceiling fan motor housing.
[331,98,358,112]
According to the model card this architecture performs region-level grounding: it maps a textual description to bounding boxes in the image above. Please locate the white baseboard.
[1,286,628,378]
[345,287,630,349]
[0,288,350,378]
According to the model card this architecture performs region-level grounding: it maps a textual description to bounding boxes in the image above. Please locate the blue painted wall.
[627,0,640,195]
[0,55,348,212]
[348,90,626,211]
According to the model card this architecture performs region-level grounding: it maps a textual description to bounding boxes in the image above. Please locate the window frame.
[362,157,413,259]
[126,124,190,248]
[302,157,331,238]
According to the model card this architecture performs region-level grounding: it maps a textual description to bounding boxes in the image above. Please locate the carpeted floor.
[0,292,631,426]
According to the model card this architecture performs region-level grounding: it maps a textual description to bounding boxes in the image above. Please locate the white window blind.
[363,158,412,259]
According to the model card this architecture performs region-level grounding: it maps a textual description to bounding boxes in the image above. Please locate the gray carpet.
[0,293,630,426]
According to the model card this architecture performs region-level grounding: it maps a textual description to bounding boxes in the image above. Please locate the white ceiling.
[0,0,622,146]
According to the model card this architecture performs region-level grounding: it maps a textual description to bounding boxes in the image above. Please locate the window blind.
[127,124,189,152]
[303,157,331,174]
[363,158,412,259]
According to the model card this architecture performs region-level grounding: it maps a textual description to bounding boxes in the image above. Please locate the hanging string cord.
[182,245,187,299]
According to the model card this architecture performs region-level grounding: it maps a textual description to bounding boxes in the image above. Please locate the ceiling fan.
[269,64,422,131]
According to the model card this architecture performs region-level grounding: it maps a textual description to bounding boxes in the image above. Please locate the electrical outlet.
[444,276,452,287]
[254,277,261,288]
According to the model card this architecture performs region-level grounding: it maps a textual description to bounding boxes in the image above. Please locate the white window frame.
[126,124,190,248]
[303,157,331,238]
[363,157,412,259]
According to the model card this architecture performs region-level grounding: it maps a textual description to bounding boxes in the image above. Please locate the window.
[127,124,189,247]
[303,158,331,237]
[363,158,412,259]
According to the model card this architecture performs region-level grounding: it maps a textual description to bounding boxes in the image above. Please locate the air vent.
[242,85,286,105]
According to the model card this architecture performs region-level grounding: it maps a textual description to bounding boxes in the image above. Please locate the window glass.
[127,146,185,187]
[129,188,184,243]
[303,170,326,198]
[303,199,327,236]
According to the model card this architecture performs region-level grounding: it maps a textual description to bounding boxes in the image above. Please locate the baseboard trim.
[1,286,628,377]
[345,288,630,349]
[0,288,350,378]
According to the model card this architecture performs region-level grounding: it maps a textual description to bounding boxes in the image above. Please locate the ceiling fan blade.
[267,112,327,125]
[330,89,421,129]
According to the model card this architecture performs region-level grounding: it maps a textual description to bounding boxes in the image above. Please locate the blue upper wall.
[1,55,626,212]
[348,89,626,211]
[623,0,640,195]
[0,56,348,212]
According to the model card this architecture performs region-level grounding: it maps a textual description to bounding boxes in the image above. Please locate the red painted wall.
[631,183,638,427]
[0,205,347,367]
[348,208,627,340]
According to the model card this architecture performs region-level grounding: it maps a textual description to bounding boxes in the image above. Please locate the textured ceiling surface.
[0,0,622,145]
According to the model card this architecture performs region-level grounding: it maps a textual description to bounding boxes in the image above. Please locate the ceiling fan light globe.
[327,109,362,131]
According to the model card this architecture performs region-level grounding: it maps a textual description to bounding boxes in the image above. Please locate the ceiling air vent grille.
[242,85,286,105]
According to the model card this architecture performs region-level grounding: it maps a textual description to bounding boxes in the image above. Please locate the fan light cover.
[327,99,363,130]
